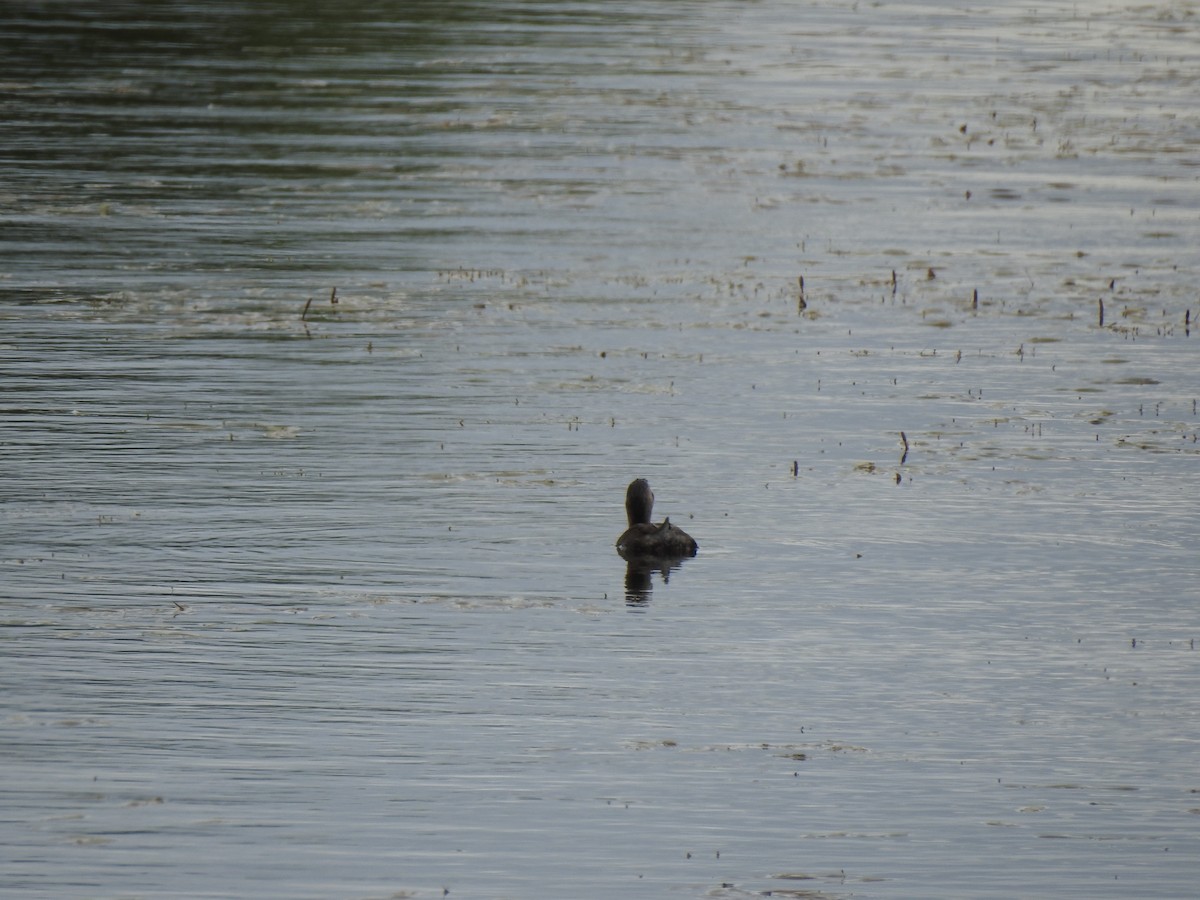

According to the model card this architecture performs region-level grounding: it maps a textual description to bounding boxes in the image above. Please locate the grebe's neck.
[625,478,654,526]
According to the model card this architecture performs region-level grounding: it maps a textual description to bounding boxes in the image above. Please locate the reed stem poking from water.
[1098,297,1105,327]
[301,297,313,321]
[899,431,909,465]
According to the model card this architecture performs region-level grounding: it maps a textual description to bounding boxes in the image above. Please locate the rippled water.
[3,2,1199,898]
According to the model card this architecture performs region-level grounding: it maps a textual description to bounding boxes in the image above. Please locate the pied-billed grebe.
[616,478,698,559]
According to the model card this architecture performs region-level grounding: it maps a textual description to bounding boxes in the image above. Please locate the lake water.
[3,1,1199,897]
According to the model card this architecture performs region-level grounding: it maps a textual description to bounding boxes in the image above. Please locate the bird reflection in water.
[616,478,697,604]
[622,555,691,605]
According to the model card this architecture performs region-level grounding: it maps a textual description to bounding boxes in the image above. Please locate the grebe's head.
[625,478,654,526]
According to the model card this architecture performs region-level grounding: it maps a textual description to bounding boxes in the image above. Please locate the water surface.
[3,2,1199,897]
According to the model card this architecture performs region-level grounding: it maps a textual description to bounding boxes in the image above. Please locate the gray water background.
[2,1,1199,897]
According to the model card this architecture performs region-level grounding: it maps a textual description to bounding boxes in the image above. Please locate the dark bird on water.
[616,478,698,559]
